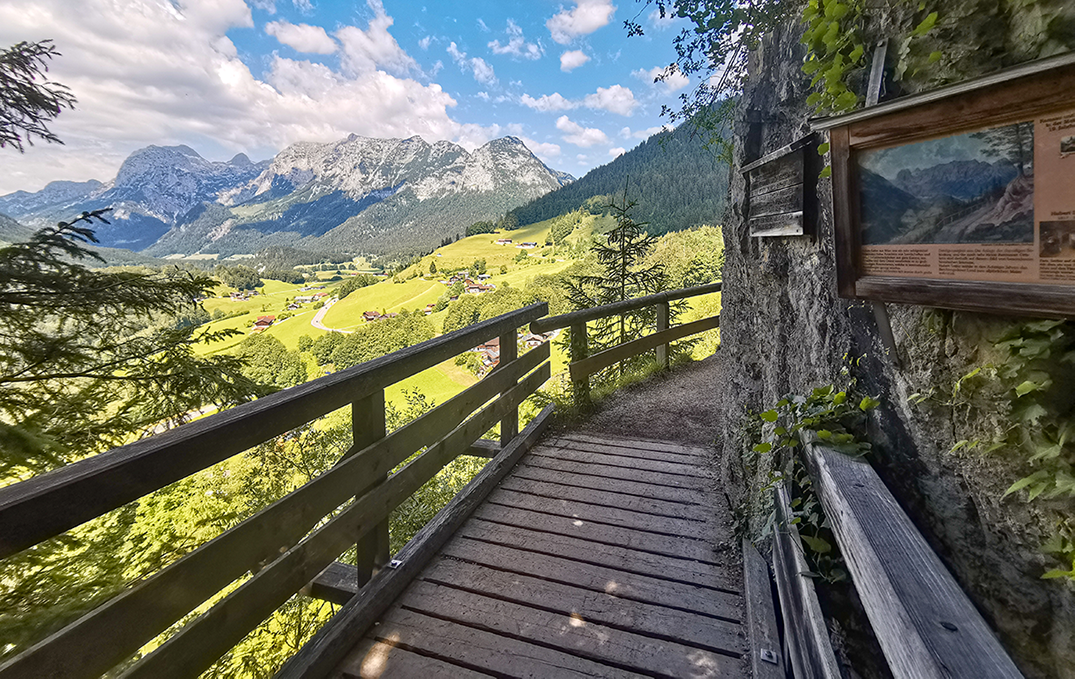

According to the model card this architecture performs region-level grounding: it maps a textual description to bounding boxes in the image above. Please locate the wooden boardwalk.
[332,432,752,678]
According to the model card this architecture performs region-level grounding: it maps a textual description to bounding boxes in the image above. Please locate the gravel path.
[574,352,729,448]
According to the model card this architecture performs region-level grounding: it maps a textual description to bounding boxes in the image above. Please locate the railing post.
[656,301,669,369]
[499,328,519,445]
[570,321,590,409]
[352,389,389,587]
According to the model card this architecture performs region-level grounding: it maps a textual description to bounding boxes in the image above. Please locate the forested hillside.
[507,123,730,235]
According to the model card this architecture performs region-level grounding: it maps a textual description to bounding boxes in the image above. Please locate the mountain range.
[0,135,573,257]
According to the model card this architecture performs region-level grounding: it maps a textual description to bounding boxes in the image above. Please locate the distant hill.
[507,124,729,235]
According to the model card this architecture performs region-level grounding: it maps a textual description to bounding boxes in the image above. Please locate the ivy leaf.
[859,396,880,411]
[1041,566,1075,580]
[816,429,833,439]
[928,51,942,63]
[849,44,864,62]
[753,442,773,454]
[806,92,823,107]
[819,166,832,178]
[835,91,858,110]
[913,11,938,36]
[801,535,832,554]
[774,426,787,436]
[1015,380,1039,396]
[1005,471,1048,497]
[832,391,846,405]
[760,409,779,422]
[817,142,831,155]
[802,59,821,74]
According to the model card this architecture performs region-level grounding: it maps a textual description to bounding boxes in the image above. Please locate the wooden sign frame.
[742,135,819,237]
[814,52,1075,318]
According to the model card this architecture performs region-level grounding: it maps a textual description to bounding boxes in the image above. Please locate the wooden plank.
[802,442,1023,679]
[749,212,805,238]
[530,282,722,333]
[0,302,548,560]
[552,432,712,457]
[419,557,746,656]
[446,533,742,618]
[484,486,708,538]
[543,436,709,464]
[308,562,360,606]
[464,439,499,458]
[569,314,720,382]
[498,329,519,445]
[742,539,784,679]
[363,608,649,679]
[748,184,802,219]
[276,405,555,679]
[655,300,669,368]
[0,347,550,679]
[116,367,551,679]
[854,276,1075,319]
[829,125,858,299]
[740,135,812,173]
[570,321,590,409]
[511,463,714,507]
[748,155,804,194]
[496,476,713,523]
[353,389,388,587]
[523,453,709,490]
[771,483,842,679]
[528,444,707,478]
[397,580,747,677]
[812,51,1075,131]
[337,639,494,679]
[471,503,723,564]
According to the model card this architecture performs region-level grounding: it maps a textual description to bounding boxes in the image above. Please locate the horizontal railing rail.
[529,281,722,333]
[0,303,547,559]
[0,303,551,679]
[530,282,721,407]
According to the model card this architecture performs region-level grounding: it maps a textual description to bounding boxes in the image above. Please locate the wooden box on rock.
[743,135,819,237]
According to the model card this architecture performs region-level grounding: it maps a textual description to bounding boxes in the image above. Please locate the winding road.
[311,298,353,334]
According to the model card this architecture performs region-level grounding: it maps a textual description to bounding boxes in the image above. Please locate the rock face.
[718,20,1075,679]
[0,136,572,256]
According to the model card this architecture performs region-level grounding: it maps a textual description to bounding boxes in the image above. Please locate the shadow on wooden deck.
[324,432,776,678]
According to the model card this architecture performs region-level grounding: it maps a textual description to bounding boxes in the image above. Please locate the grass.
[322,278,442,331]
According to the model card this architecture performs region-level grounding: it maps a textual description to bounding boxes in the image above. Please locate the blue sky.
[0,0,692,194]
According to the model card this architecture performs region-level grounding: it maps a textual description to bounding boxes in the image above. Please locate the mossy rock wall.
[719,5,1075,676]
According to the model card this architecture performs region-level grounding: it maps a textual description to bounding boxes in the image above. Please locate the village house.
[362,311,381,322]
[495,238,512,245]
[516,242,538,249]
[424,304,435,315]
[252,315,275,332]
[294,295,316,304]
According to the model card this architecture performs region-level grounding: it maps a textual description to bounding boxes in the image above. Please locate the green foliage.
[0,40,76,151]
[261,269,304,285]
[442,287,534,334]
[464,220,496,237]
[513,249,530,263]
[334,273,378,299]
[753,383,877,458]
[800,0,867,115]
[429,260,437,275]
[563,183,668,380]
[309,332,345,365]
[751,384,878,583]
[644,225,724,289]
[0,214,259,479]
[214,264,262,291]
[297,334,313,353]
[330,311,435,370]
[624,1,793,149]
[235,333,307,389]
[499,264,508,275]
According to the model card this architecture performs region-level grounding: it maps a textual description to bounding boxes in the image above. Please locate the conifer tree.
[563,181,667,378]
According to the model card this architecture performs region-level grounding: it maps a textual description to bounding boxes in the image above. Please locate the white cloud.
[609,147,625,157]
[0,0,502,194]
[477,18,490,32]
[633,65,689,93]
[250,0,276,13]
[547,0,616,44]
[520,84,635,116]
[582,84,637,115]
[576,153,588,162]
[418,35,433,50]
[559,49,589,72]
[335,0,416,76]
[556,115,609,147]
[520,92,576,112]
[265,20,336,54]
[518,136,561,160]
[292,0,313,12]
[488,19,543,60]
[447,42,498,85]
[476,91,490,101]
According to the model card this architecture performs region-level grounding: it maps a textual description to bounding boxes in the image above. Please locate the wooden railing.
[530,281,722,405]
[0,303,550,679]
[772,436,1024,678]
